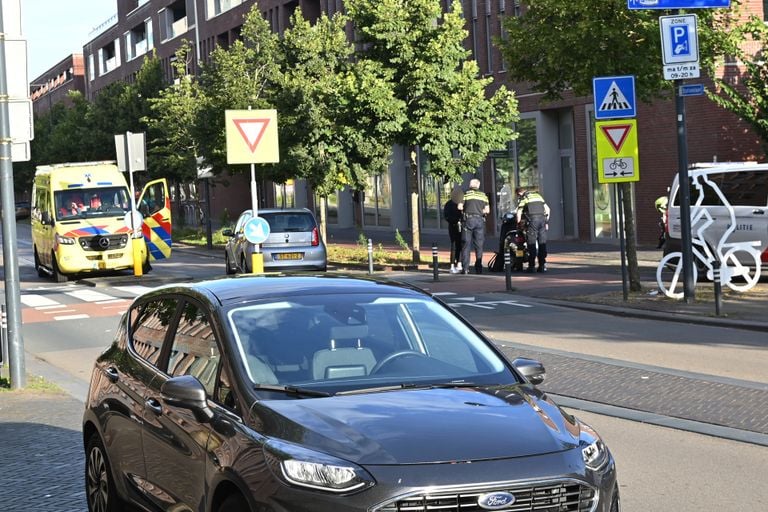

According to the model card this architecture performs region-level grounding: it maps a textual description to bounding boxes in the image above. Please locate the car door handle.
[145,398,163,416]
[753,209,765,215]
[105,367,119,383]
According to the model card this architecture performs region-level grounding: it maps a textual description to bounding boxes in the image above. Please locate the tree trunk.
[319,195,328,244]
[409,146,421,263]
[620,182,642,292]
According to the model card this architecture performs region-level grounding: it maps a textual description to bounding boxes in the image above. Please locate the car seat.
[312,325,376,380]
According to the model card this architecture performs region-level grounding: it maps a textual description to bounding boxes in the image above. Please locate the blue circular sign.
[244,216,271,244]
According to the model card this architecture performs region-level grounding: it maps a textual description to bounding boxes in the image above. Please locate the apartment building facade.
[72,0,765,245]
[29,54,86,117]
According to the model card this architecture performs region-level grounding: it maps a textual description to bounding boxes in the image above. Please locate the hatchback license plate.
[275,252,302,261]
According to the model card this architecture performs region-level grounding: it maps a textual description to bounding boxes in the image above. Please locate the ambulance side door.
[138,179,172,260]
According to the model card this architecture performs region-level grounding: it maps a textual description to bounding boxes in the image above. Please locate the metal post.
[617,185,629,302]
[0,6,26,388]
[432,243,439,281]
[713,260,723,316]
[504,245,513,291]
[204,178,212,250]
[367,239,374,275]
[675,79,695,303]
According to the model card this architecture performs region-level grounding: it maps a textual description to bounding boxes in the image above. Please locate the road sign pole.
[0,6,25,388]
[675,79,695,303]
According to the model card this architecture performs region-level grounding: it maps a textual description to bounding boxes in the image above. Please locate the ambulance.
[31,161,172,282]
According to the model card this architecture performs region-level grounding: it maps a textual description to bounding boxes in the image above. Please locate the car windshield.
[227,293,517,395]
[261,212,315,232]
[55,187,130,221]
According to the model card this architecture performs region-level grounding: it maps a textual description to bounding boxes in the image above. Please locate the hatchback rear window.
[262,213,315,232]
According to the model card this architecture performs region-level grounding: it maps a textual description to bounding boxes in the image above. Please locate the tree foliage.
[708,15,768,149]
[499,0,746,102]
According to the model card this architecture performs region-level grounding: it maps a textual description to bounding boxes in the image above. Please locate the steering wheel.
[371,350,428,375]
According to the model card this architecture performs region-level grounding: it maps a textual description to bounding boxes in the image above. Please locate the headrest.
[329,325,368,341]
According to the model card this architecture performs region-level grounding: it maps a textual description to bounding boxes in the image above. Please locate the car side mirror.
[42,212,53,226]
[222,228,234,237]
[512,357,546,385]
[161,375,214,423]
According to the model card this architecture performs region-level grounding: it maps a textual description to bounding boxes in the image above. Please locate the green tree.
[708,16,768,150]
[497,0,746,292]
[275,10,406,239]
[194,6,282,174]
[346,0,519,261]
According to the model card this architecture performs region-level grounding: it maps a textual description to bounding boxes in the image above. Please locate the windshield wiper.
[253,384,331,397]
[336,382,480,396]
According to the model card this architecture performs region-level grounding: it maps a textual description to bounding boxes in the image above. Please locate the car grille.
[375,480,597,512]
[79,234,128,252]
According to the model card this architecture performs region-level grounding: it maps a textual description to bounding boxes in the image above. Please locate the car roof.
[147,275,426,307]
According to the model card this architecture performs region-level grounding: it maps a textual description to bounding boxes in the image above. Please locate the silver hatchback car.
[224,208,327,273]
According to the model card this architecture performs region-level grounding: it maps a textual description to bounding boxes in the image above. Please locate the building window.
[470,0,478,62]
[159,0,188,42]
[88,53,95,81]
[363,173,391,227]
[98,39,121,76]
[492,117,538,221]
[485,1,492,73]
[206,0,243,19]
[125,18,152,60]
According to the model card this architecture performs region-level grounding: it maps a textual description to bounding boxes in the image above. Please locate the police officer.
[516,187,550,272]
[458,178,490,274]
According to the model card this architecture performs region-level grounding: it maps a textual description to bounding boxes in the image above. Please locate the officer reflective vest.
[518,191,547,218]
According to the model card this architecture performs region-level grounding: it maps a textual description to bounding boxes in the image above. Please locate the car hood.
[254,386,581,465]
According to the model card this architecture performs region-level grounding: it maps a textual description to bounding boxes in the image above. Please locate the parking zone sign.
[596,120,640,184]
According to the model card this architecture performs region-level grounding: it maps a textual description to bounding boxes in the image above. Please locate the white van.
[664,162,768,269]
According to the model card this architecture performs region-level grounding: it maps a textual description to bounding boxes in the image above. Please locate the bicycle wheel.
[720,246,762,292]
[656,252,698,299]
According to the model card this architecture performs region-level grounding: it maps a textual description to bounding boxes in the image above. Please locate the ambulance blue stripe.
[151,225,172,246]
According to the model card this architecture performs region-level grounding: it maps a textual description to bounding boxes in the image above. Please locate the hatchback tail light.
[761,248,768,263]
[311,226,319,247]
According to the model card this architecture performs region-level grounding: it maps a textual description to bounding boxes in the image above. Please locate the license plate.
[98,261,107,269]
[515,250,524,257]
[275,252,302,261]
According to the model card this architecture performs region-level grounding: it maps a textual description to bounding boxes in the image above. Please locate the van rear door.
[139,179,172,260]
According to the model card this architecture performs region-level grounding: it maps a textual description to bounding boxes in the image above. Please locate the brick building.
[33,0,767,245]
[29,54,86,116]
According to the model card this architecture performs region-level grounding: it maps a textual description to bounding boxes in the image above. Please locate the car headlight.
[55,234,76,245]
[264,439,375,493]
[579,423,609,470]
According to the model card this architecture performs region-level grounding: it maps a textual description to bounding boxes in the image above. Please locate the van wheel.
[34,249,47,278]
[51,254,68,283]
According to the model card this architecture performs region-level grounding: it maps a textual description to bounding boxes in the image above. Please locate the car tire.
[217,492,249,512]
[51,254,68,283]
[610,483,620,512]
[142,254,152,274]
[225,253,235,275]
[240,255,249,274]
[34,249,47,278]
[85,434,121,512]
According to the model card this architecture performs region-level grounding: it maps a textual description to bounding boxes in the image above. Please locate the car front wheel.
[85,434,120,512]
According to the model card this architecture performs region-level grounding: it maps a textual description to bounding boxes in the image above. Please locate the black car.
[15,201,31,219]
[83,275,619,512]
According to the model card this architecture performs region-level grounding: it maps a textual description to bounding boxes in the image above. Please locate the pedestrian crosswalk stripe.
[65,290,117,302]
[599,81,631,111]
[114,285,155,296]
[20,294,60,308]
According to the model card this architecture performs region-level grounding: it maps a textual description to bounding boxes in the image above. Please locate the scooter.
[489,212,529,272]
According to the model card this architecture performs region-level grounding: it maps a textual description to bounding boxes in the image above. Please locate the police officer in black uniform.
[515,187,550,272]
[458,178,490,274]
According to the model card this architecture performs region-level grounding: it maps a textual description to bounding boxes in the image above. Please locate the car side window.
[168,301,220,397]
[130,298,180,367]
[235,211,252,234]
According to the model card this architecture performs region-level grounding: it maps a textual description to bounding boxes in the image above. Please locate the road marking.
[65,289,117,302]
[114,285,155,296]
[20,294,60,308]
[54,314,90,321]
[431,292,457,296]
[448,300,533,310]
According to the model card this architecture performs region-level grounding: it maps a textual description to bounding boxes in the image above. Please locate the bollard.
[432,243,439,281]
[367,239,374,275]
[713,260,723,316]
[504,245,513,291]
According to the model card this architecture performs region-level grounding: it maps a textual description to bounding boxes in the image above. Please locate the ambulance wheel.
[34,249,47,278]
[51,254,68,283]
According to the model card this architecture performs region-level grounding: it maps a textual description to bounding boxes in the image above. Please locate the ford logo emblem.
[478,492,516,510]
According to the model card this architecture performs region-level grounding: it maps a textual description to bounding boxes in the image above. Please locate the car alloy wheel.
[85,435,120,512]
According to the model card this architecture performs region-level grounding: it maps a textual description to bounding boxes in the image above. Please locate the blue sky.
[21,0,117,80]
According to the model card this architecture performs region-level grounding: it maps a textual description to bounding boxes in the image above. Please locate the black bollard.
[432,243,439,281]
[504,246,512,291]
[713,260,723,316]
[367,239,374,275]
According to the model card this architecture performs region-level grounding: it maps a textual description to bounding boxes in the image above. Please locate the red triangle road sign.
[233,118,270,152]
[600,124,632,153]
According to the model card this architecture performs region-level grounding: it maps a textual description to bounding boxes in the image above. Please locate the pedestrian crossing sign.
[593,75,636,120]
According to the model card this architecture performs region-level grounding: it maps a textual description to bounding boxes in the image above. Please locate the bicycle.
[656,173,763,299]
